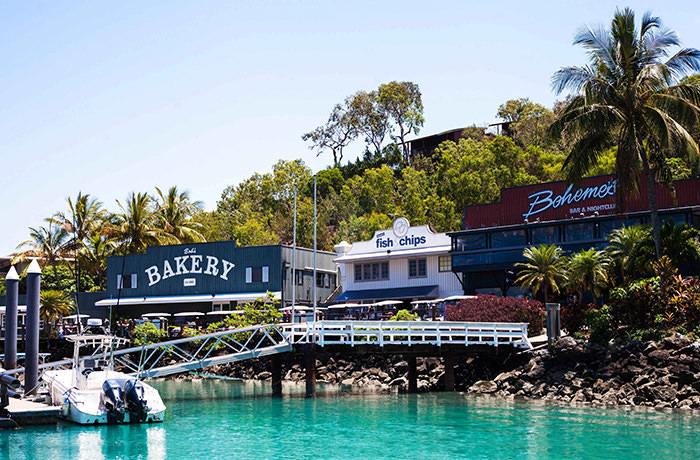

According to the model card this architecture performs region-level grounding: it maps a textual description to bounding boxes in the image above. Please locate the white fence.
[283,321,531,349]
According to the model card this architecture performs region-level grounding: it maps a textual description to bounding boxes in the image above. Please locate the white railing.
[8,321,530,387]
[7,323,293,382]
[282,321,531,349]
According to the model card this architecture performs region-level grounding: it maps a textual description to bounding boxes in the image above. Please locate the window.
[491,229,527,248]
[438,255,452,272]
[565,223,594,241]
[454,234,486,252]
[408,259,427,278]
[117,274,137,289]
[354,262,389,281]
[213,302,231,312]
[661,213,687,225]
[295,270,304,285]
[316,272,335,288]
[598,218,641,238]
[531,226,558,245]
[246,266,269,283]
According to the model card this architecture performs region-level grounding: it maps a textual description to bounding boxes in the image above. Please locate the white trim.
[303,266,336,274]
[334,245,451,263]
[95,291,281,307]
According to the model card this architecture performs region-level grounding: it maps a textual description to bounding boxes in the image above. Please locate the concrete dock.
[6,398,60,426]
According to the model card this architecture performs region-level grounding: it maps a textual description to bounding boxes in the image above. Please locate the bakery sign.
[522,178,617,220]
[145,247,235,286]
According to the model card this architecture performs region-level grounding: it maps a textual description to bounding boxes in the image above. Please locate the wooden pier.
[3,319,532,422]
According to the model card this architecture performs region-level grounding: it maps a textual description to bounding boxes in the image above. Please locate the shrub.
[388,309,419,321]
[608,259,700,332]
[445,295,545,336]
[583,305,614,344]
[132,322,167,346]
[561,302,595,334]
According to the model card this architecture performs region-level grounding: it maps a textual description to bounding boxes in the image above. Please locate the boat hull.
[60,402,165,425]
[44,369,167,426]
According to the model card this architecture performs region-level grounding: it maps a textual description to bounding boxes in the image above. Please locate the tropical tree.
[549,9,700,260]
[109,192,175,254]
[54,192,106,243]
[515,245,569,303]
[40,290,75,332]
[566,249,612,304]
[154,186,206,243]
[606,224,650,281]
[15,222,73,290]
[346,90,391,155]
[81,233,115,289]
[377,81,424,164]
[632,221,700,276]
[302,103,357,166]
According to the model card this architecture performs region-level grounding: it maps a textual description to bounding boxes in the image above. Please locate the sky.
[1,0,700,256]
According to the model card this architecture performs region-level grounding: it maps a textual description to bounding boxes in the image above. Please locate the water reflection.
[78,430,104,460]
[2,381,700,460]
[147,426,166,460]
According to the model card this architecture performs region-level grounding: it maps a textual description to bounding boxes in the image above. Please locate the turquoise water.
[2,379,700,459]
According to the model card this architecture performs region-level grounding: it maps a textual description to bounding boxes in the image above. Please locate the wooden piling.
[305,345,316,398]
[271,354,282,395]
[444,354,455,391]
[407,356,417,393]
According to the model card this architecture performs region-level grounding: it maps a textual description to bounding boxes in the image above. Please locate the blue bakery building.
[95,241,339,317]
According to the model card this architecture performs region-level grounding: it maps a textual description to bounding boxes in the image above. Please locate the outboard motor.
[101,380,125,424]
[123,379,148,422]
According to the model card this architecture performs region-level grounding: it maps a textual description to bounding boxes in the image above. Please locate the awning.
[334,285,439,302]
[95,291,281,307]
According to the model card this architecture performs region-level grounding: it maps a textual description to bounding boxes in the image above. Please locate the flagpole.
[313,175,317,331]
[291,185,297,325]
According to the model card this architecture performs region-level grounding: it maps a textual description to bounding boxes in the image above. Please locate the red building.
[449,175,700,296]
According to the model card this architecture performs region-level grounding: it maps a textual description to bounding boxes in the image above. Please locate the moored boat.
[42,334,166,425]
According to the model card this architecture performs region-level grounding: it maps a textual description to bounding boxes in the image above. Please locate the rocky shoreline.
[185,334,700,410]
[185,351,512,393]
[469,334,700,409]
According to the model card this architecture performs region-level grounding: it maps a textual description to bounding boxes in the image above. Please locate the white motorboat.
[42,334,166,425]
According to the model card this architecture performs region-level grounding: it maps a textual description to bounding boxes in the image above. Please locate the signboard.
[464,175,700,229]
[144,247,235,286]
[106,241,283,298]
[345,219,451,256]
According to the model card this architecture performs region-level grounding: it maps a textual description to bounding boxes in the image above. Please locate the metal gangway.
[5,321,530,386]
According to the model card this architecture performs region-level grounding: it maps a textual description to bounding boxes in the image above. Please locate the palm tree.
[53,192,106,243]
[515,245,569,303]
[633,221,700,276]
[15,222,72,290]
[607,224,650,281]
[40,290,75,333]
[109,192,175,254]
[50,192,108,294]
[566,249,612,304]
[550,9,700,260]
[81,233,116,289]
[154,186,206,243]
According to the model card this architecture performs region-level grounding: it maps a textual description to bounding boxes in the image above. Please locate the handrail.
[11,320,530,388]
[281,320,531,349]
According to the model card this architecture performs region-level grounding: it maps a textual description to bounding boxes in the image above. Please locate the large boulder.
[469,380,498,394]
[553,336,577,352]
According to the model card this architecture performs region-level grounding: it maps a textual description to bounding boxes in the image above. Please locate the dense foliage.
[445,295,545,336]
[132,322,167,346]
[388,309,419,321]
